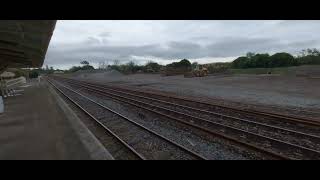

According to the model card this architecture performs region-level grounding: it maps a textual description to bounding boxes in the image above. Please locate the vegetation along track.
[48,78,206,160]
[51,76,320,159]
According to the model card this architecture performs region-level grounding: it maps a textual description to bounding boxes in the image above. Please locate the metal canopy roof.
[0,20,56,72]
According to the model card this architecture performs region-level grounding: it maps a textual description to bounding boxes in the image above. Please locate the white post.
[0,78,5,98]
[0,95,3,114]
[38,75,41,84]
[4,80,8,97]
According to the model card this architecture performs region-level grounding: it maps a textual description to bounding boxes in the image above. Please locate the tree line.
[26,47,319,78]
[108,60,162,74]
[107,59,196,74]
[232,48,320,69]
[67,60,95,73]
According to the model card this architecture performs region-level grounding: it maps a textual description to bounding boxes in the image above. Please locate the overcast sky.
[44,20,320,69]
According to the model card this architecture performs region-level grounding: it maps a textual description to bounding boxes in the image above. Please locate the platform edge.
[47,81,114,160]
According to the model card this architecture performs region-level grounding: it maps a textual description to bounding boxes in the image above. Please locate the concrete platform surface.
[0,80,113,160]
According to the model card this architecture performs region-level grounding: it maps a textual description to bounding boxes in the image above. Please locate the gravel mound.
[73,69,124,80]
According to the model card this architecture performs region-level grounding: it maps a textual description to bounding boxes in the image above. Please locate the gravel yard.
[70,70,320,111]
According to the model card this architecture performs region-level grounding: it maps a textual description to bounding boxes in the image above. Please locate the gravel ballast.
[70,70,320,111]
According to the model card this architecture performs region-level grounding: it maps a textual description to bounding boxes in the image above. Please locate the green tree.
[191,62,198,69]
[126,61,136,73]
[29,70,39,79]
[167,59,191,69]
[246,52,256,59]
[80,60,90,66]
[269,52,296,67]
[251,53,270,68]
[68,64,94,73]
[145,61,161,72]
[179,59,192,69]
[113,59,120,66]
[232,56,250,68]
[296,49,320,65]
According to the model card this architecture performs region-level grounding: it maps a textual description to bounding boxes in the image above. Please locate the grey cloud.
[85,37,101,44]
[45,21,320,69]
[190,36,211,40]
[45,20,320,69]
[102,38,108,44]
[289,40,319,49]
[45,36,320,68]
[84,36,109,45]
[163,41,204,59]
[205,37,320,57]
[45,41,204,67]
[205,37,284,57]
[99,32,111,37]
[45,43,161,66]
[277,20,320,26]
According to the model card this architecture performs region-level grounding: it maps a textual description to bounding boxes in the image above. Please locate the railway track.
[100,84,320,127]
[219,101,320,120]
[50,77,319,159]
[69,81,320,146]
[54,77,320,125]
[48,78,206,160]
[51,77,320,159]
[97,82,320,125]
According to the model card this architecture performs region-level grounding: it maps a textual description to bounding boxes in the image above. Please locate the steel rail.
[57,78,293,160]
[69,77,320,126]
[47,78,146,160]
[49,78,207,160]
[61,78,320,143]
[59,78,320,159]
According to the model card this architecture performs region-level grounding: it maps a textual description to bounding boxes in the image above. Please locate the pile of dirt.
[73,69,124,80]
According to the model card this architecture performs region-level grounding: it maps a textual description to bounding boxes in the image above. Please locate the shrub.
[269,53,297,67]
[29,70,39,79]
[144,61,162,72]
[232,52,297,69]
[166,59,192,71]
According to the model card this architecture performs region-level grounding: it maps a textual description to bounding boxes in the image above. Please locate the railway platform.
[0,79,113,160]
